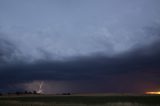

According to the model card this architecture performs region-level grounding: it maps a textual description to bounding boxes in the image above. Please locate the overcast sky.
[0,0,160,94]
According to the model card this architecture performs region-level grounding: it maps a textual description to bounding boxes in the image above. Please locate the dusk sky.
[0,0,160,94]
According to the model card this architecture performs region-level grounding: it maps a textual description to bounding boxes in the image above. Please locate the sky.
[0,0,160,94]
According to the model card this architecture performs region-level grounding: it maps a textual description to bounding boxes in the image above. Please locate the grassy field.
[0,95,160,106]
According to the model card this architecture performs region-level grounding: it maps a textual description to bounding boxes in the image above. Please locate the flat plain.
[0,94,160,106]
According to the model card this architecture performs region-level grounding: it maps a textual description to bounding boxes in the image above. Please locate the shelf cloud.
[0,0,160,93]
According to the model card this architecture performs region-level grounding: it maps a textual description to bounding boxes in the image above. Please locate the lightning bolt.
[37,81,44,94]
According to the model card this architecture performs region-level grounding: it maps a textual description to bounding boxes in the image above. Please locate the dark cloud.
[0,35,16,64]
[0,23,160,93]
[0,0,160,93]
[0,39,160,88]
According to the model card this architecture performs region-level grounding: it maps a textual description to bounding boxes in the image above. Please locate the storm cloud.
[0,39,160,93]
[0,0,160,93]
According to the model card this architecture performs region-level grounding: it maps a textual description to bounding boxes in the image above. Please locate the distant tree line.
[0,91,72,96]
[0,90,38,96]
[14,90,38,95]
[56,93,71,95]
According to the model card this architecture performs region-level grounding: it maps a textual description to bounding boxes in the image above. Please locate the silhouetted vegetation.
[33,90,37,94]
[62,93,71,95]
[24,90,28,94]
[0,90,39,96]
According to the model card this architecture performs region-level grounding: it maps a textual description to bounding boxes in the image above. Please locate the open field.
[0,95,160,106]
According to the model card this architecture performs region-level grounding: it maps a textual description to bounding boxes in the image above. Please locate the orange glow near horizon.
[145,91,160,95]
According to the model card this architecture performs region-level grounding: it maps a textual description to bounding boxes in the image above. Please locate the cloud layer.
[0,39,160,93]
[0,0,160,62]
[0,0,160,93]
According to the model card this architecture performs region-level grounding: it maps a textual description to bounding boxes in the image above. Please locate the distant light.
[145,91,160,95]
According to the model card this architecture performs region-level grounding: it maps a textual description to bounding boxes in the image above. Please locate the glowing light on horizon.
[145,91,160,95]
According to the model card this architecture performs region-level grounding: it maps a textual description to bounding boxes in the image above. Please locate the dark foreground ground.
[0,95,160,106]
